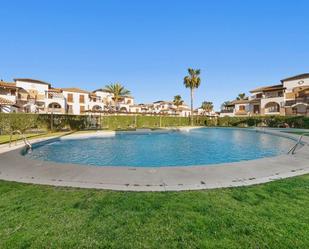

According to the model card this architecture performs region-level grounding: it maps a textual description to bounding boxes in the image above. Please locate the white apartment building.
[195,108,218,117]
[61,88,91,115]
[93,88,134,113]
[0,77,193,117]
[0,78,135,115]
[220,73,309,117]
[140,101,191,117]
[0,81,18,113]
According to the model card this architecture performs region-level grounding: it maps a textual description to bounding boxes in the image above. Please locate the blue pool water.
[25,128,295,167]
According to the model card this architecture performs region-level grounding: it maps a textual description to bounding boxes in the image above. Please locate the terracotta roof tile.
[281,73,309,82]
[0,81,17,89]
[61,88,90,94]
[250,84,285,93]
[230,99,250,104]
[48,88,62,93]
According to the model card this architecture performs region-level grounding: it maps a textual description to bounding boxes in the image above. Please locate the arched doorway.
[120,107,128,112]
[292,103,309,115]
[48,102,62,113]
[264,102,280,114]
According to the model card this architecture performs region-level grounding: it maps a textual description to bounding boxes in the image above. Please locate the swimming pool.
[24,128,295,167]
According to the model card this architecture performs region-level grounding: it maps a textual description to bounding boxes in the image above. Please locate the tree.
[103,83,131,111]
[183,68,201,125]
[236,93,246,100]
[173,95,184,108]
[221,101,231,110]
[201,101,213,113]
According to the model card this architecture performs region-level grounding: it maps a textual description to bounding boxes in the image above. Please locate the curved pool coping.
[0,128,309,191]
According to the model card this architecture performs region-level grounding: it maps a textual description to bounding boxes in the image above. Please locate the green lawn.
[0,176,309,249]
[0,132,70,144]
[0,131,106,144]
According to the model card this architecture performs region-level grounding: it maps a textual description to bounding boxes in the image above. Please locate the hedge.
[101,116,213,129]
[0,113,89,134]
[1,113,309,134]
[101,116,191,130]
[0,114,205,132]
[217,116,309,129]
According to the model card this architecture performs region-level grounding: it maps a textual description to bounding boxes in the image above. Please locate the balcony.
[221,109,234,113]
[46,91,64,99]
[235,110,248,116]
[0,94,16,102]
[89,94,102,103]
[285,97,309,107]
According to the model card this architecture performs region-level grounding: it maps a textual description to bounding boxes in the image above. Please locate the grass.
[0,132,70,145]
[0,176,309,249]
[0,128,178,144]
[0,130,111,144]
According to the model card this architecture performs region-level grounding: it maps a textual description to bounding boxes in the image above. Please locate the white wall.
[94,91,114,104]
[15,80,49,95]
[62,91,89,115]
[234,103,250,113]
[219,112,235,117]
[129,106,141,113]
[261,96,284,109]
[0,94,16,102]
[123,96,134,105]
[283,77,309,93]
[45,98,66,111]
[89,101,104,111]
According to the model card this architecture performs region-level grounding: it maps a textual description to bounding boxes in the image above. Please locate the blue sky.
[1,0,309,110]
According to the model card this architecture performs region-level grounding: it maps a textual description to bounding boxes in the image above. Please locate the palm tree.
[221,101,231,110]
[236,93,246,100]
[103,83,131,111]
[183,68,201,125]
[201,101,213,113]
[173,95,184,108]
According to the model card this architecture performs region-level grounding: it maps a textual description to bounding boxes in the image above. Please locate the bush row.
[1,113,309,134]
[217,116,309,129]
[0,113,89,134]
[101,116,219,130]
[0,114,211,132]
[101,116,192,130]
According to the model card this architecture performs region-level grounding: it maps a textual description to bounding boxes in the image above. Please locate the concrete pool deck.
[0,128,309,191]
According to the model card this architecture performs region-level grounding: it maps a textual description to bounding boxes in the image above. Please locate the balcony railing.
[285,97,309,107]
[235,110,248,115]
[264,95,283,99]
[221,109,234,113]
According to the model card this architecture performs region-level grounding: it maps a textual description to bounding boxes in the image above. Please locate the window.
[67,94,73,103]
[79,95,85,103]
[80,106,85,113]
[239,105,245,111]
[67,105,73,114]
[253,105,260,114]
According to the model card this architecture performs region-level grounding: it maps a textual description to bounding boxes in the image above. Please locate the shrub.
[0,113,89,134]
[0,113,39,133]
[1,113,309,134]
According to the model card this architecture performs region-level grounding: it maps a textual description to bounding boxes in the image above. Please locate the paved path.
[0,129,309,191]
